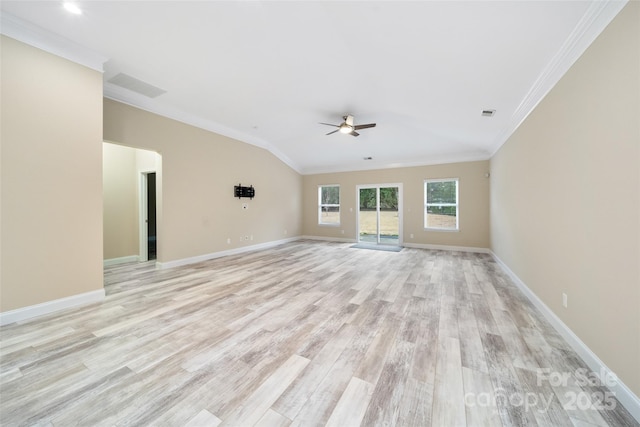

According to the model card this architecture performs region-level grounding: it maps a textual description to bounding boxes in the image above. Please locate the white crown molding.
[491,251,640,423]
[0,289,106,326]
[300,153,492,176]
[103,86,302,175]
[0,12,107,72]
[489,0,629,157]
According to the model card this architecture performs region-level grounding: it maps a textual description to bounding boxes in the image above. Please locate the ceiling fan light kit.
[320,114,376,137]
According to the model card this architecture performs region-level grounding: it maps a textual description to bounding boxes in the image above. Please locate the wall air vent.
[481,109,496,117]
[107,73,166,98]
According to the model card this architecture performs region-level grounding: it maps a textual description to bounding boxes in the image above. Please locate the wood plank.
[397,377,433,426]
[462,366,503,427]
[184,409,222,427]
[481,332,539,427]
[432,336,467,427]
[325,376,374,427]
[271,323,359,418]
[458,302,489,374]
[221,354,309,426]
[254,409,291,427]
[361,339,415,426]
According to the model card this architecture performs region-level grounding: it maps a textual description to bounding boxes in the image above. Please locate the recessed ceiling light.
[63,2,82,15]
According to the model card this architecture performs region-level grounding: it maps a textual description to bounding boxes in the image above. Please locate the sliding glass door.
[357,184,402,246]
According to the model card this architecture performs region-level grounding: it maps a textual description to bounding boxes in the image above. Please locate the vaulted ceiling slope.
[0,1,627,174]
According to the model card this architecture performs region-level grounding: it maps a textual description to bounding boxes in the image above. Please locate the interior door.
[146,172,157,260]
[358,185,401,245]
[140,171,157,262]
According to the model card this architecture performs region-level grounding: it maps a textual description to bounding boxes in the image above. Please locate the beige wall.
[102,143,161,261]
[103,143,138,260]
[136,147,158,173]
[0,36,104,311]
[103,99,302,264]
[491,2,639,396]
[303,161,490,249]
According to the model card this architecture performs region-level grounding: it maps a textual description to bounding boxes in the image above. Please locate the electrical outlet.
[227,238,231,244]
[284,229,287,235]
[562,293,568,308]
[410,233,414,239]
[341,230,345,234]
[250,235,253,241]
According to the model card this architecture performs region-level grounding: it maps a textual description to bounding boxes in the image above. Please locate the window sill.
[424,227,459,233]
[319,223,341,227]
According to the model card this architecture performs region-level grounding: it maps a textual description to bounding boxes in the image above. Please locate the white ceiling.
[0,1,626,174]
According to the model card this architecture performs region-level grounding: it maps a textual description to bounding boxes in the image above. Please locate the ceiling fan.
[320,115,376,137]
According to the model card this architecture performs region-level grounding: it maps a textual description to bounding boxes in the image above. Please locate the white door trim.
[356,183,403,246]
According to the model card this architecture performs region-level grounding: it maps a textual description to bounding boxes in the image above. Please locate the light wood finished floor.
[1,240,637,427]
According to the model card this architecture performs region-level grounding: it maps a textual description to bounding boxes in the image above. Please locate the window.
[424,179,458,230]
[318,185,340,225]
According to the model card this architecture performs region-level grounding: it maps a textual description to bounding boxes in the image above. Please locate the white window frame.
[424,178,459,231]
[318,184,340,226]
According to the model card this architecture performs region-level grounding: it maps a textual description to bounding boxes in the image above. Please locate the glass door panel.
[379,187,399,245]
[358,185,400,245]
[358,187,377,243]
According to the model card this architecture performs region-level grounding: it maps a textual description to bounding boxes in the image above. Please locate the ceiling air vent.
[481,109,496,117]
[107,73,166,98]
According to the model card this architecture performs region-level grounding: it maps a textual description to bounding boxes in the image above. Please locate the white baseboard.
[301,235,357,243]
[300,236,491,254]
[491,251,640,422]
[156,236,301,269]
[103,255,139,267]
[403,242,491,253]
[0,289,105,326]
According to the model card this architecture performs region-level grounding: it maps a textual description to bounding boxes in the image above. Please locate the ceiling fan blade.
[345,115,354,126]
[319,122,339,127]
[350,131,360,137]
[353,123,376,130]
[326,129,340,135]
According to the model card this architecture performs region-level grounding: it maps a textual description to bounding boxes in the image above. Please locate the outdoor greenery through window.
[318,185,340,225]
[424,179,458,230]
